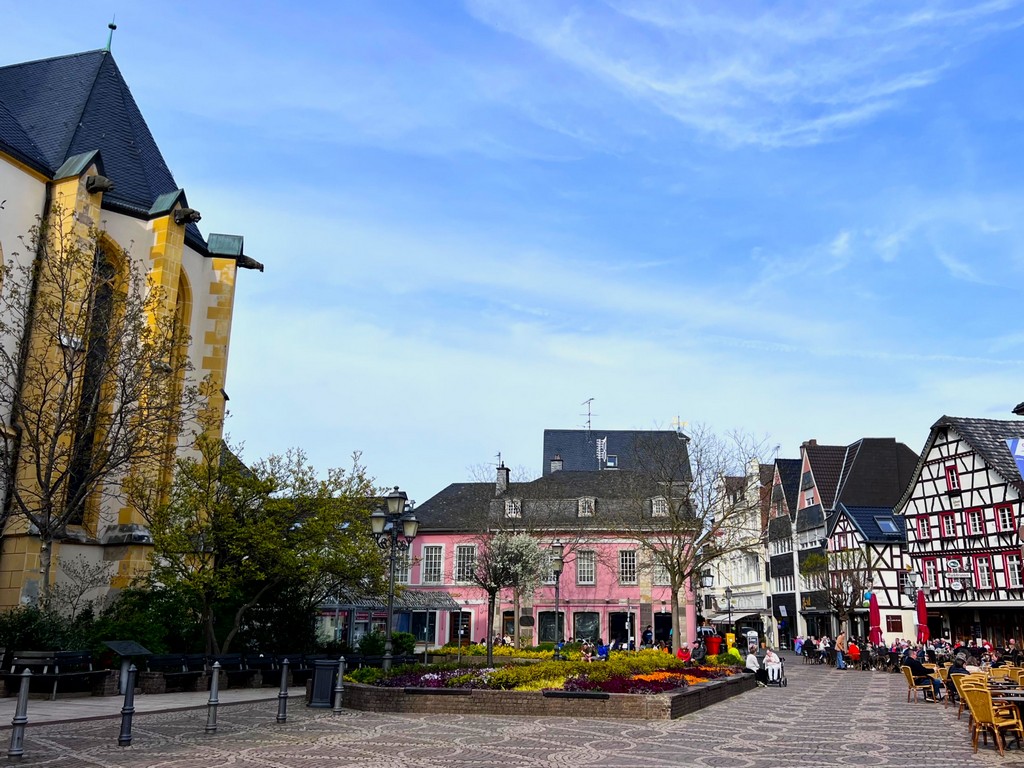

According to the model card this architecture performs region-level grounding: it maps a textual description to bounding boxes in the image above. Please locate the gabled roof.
[834,503,906,545]
[0,49,204,248]
[542,429,691,479]
[774,458,801,519]
[896,415,1024,511]
[803,443,847,510]
[834,437,918,508]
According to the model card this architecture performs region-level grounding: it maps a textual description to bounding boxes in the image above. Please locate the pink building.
[403,461,701,649]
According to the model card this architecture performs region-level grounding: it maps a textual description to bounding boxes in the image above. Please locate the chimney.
[550,454,563,473]
[802,439,818,448]
[496,463,510,496]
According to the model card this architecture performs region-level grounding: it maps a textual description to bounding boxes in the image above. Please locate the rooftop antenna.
[580,398,594,441]
[495,451,503,467]
[105,18,117,52]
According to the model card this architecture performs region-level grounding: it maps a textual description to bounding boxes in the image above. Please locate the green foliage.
[391,632,416,656]
[345,666,384,685]
[147,440,383,654]
[358,631,386,656]
[0,606,79,651]
[87,585,202,654]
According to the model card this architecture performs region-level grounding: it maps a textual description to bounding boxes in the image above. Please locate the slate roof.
[834,438,919,508]
[0,50,205,249]
[775,458,801,519]
[896,415,1024,510]
[542,429,691,479]
[804,444,847,510]
[835,503,905,545]
[415,470,665,532]
[334,588,462,611]
[795,503,824,533]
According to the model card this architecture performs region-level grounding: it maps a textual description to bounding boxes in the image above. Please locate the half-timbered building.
[897,416,1024,645]
[827,504,909,642]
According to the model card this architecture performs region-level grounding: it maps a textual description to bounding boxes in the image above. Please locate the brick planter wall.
[335,672,754,720]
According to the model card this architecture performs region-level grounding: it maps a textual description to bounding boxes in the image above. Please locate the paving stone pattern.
[8,655,1013,767]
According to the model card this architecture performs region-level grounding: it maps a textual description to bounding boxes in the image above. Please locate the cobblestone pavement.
[7,654,1015,767]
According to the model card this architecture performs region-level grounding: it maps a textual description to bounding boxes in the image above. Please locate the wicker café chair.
[963,687,1024,757]
[990,667,1011,681]
[902,665,933,703]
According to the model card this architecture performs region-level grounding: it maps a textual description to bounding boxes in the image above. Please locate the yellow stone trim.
[0,150,49,182]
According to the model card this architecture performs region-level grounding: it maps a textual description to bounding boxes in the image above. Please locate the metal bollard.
[205,661,221,734]
[276,658,289,723]
[118,664,137,747]
[7,669,31,760]
[332,656,346,714]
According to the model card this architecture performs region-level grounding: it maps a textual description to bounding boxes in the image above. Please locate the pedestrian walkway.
[0,653,1013,766]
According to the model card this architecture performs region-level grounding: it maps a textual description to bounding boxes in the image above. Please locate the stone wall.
[336,673,754,720]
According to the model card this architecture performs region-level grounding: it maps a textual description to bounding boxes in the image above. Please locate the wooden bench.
[139,654,208,694]
[3,650,113,700]
[209,654,259,689]
[245,654,282,687]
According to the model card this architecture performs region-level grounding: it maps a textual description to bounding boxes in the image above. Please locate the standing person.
[642,625,654,647]
[835,631,848,669]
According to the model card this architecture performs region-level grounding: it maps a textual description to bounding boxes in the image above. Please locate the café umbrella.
[868,592,883,646]
[916,589,930,644]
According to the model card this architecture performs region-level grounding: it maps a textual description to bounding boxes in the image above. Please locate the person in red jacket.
[676,645,691,662]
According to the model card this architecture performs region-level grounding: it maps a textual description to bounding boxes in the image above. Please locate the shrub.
[357,631,386,656]
[391,632,416,656]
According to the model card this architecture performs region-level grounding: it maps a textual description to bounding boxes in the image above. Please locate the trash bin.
[706,635,722,656]
[307,659,339,708]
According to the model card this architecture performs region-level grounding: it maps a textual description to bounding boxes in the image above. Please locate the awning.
[329,589,462,612]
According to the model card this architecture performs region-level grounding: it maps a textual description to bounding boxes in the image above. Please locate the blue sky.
[6,1,1024,502]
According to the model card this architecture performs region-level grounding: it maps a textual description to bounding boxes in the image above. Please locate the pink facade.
[405,531,698,648]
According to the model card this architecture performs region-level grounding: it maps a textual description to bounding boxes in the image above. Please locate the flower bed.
[345,650,740,695]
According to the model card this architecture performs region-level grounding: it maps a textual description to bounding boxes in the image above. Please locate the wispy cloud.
[465,0,1023,146]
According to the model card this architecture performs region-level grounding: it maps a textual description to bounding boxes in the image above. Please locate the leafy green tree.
[147,437,384,654]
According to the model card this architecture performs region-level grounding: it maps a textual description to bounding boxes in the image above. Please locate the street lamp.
[370,486,418,672]
[903,569,922,600]
[842,580,853,635]
[551,541,564,659]
[819,537,831,635]
[724,586,733,632]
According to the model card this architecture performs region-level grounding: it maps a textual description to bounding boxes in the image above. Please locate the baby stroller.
[765,656,787,687]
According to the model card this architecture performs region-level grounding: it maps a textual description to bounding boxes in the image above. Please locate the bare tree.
[468,531,543,664]
[801,546,871,636]
[0,208,201,605]
[47,554,116,619]
[611,424,768,652]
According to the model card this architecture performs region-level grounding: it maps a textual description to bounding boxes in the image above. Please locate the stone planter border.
[338,672,754,720]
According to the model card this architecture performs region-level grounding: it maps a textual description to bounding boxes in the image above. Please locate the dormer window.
[504,498,522,518]
[606,455,618,469]
[651,497,668,517]
[578,497,595,517]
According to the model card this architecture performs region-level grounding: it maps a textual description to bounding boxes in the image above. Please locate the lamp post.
[724,586,733,633]
[819,537,831,635]
[551,541,564,659]
[842,580,853,636]
[370,487,418,672]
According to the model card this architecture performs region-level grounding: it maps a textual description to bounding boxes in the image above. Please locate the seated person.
[847,640,861,667]
[676,645,691,662]
[904,655,943,700]
[581,640,594,662]
[595,639,609,661]
[746,651,768,687]
[764,647,783,682]
[691,640,707,664]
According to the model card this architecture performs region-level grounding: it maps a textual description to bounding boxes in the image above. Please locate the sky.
[5,1,1024,503]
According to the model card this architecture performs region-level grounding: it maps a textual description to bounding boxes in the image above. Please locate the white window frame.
[576,550,596,585]
[653,562,670,586]
[618,550,637,585]
[975,555,994,590]
[923,558,937,589]
[1007,553,1024,590]
[422,545,443,585]
[394,549,411,584]
[578,497,595,517]
[504,498,522,519]
[651,497,668,517]
[454,544,476,583]
[997,504,1015,532]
